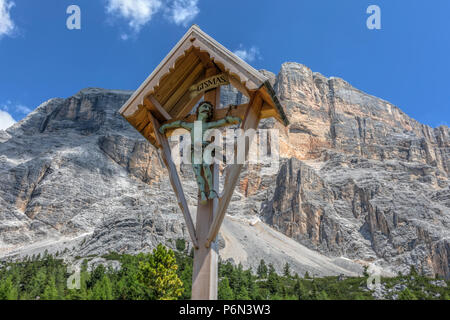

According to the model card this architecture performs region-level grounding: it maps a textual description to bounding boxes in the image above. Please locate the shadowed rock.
[0,65,448,278]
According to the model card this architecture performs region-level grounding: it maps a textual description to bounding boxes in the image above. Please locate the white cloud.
[1,101,31,115]
[165,0,199,27]
[106,0,163,32]
[234,45,261,63]
[0,0,15,39]
[16,104,32,114]
[106,0,200,38]
[0,110,15,130]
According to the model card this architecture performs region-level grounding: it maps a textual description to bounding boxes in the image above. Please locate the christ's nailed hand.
[226,116,242,125]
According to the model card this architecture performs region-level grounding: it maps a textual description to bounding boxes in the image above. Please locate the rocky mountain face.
[0,63,448,278]
[263,63,449,278]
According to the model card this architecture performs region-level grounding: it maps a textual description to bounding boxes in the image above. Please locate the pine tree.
[29,269,47,299]
[89,264,106,288]
[175,239,186,252]
[137,244,183,300]
[294,279,308,300]
[219,261,234,279]
[236,285,250,300]
[42,277,59,300]
[270,293,283,300]
[398,288,418,300]
[90,275,113,300]
[257,259,268,279]
[363,266,370,277]
[316,290,329,300]
[267,264,279,294]
[114,254,142,300]
[354,293,367,300]
[268,263,276,276]
[246,272,258,300]
[0,276,18,300]
[228,265,241,293]
[218,277,234,300]
[179,263,192,300]
[409,266,418,277]
[283,263,291,278]
[249,282,259,300]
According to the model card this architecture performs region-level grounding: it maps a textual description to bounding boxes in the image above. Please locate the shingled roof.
[119,25,288,147]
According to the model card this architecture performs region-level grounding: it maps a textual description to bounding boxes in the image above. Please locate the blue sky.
[0,0,449,130]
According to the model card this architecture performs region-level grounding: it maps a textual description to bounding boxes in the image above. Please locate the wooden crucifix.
[119,25,289,300]
[189,69,223,300]
[158,67,244,300]
[159,101,241,205]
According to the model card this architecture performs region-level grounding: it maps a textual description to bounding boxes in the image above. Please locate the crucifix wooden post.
[191,67,221,300]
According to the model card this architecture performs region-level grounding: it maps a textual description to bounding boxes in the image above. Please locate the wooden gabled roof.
[119,25,288,147]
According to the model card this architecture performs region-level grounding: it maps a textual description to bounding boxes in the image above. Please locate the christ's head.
[196,101,213,122]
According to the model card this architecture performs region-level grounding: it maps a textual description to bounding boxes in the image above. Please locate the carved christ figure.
[159,101,242,205]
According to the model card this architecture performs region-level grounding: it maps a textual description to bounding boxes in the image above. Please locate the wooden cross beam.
[160,103,249,137]
[144,95,172,122]
[156,101,280,138]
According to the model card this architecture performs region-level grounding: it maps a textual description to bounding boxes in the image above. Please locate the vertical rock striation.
[263,63,449,278]
[0,63,448,278]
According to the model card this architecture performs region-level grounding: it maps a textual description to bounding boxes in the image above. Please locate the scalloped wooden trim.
[119,25,268,119]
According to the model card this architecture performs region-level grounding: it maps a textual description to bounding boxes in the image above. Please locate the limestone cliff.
[0,63,448,278]
[264,63,449,278]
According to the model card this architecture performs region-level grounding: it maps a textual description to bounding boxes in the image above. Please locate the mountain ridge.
[0,62,448,278]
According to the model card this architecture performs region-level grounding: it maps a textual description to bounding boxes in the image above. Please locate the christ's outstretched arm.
[207,116,242,129]
[159,120,192,134]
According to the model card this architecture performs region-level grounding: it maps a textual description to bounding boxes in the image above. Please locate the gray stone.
[0,62,448,280]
